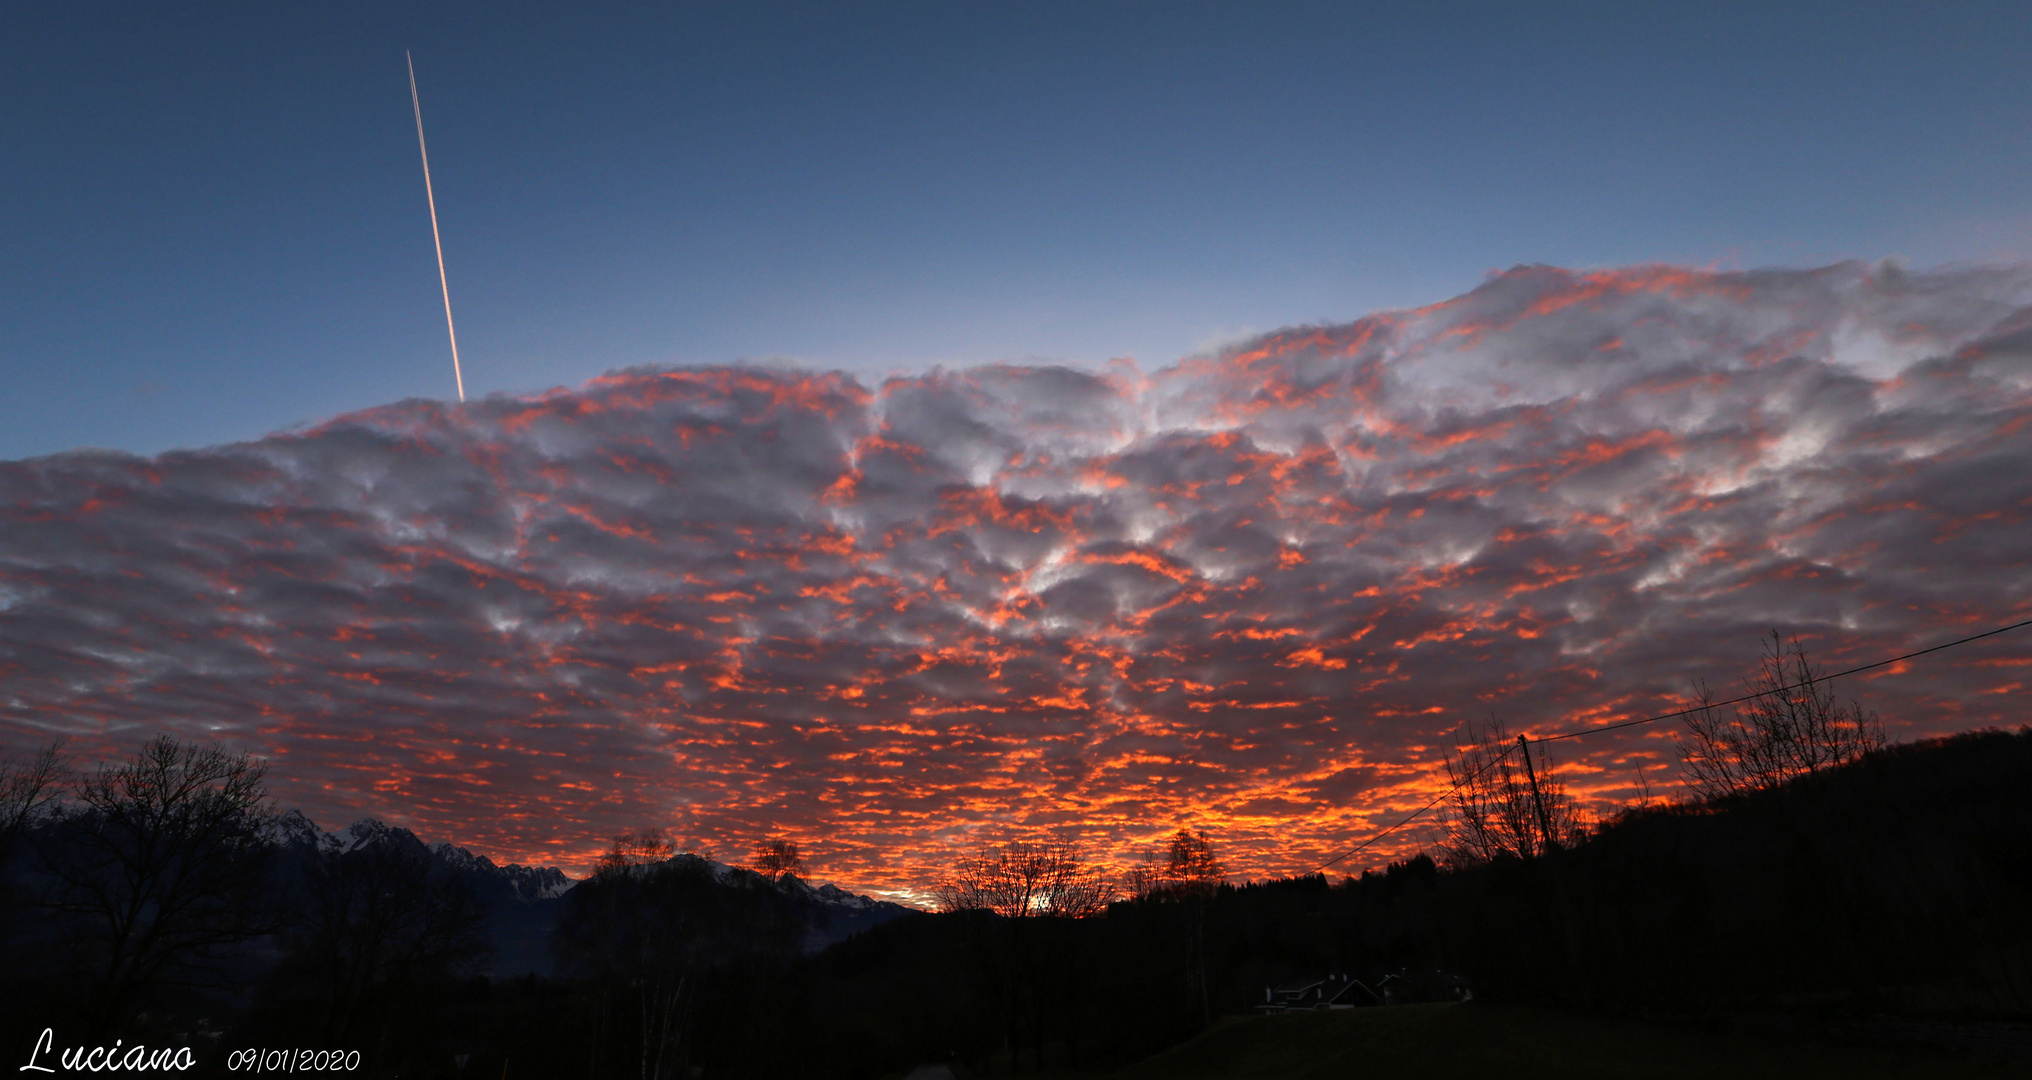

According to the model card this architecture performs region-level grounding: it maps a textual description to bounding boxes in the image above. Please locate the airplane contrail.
[407,50,465,403]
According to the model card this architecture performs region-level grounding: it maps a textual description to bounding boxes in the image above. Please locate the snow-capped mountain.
[262,811,576,976]
[622,852,915,950]
[266,811,578,902]
[262,811,909,974]
[263,806,333,850]
[497,861,576,902]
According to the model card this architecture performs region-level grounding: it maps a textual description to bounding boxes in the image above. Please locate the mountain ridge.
[263,810,911,975]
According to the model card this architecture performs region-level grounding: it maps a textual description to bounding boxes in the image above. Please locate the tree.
[1115,830,1226,1028]
[38,736,276,1034]
[1123,829,1224,902]
[1164,830,1224,896]
[1440,717,1586,867]
[1125,851,1166,902]
[751,839,804,882]
[560,853,809,1080]
[931,840,1113,1070]
[1161,829,1224,1027]
[0,742,69,1019]
[932,840,1112,919]
[594,826,676,875]
[280,834,490,1042]
[0,742,67,870]
[1677,630,1888,801]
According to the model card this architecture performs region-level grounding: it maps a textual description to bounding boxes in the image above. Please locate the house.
[1255,974,1382,1012]
[1324,977,1385,1008]
[1255,969,1472,1011]
[1375,968,1473,1004]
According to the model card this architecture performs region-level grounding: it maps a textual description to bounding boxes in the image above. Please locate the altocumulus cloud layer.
[4,262,2031,898]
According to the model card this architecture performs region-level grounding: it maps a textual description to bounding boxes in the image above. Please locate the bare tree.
[39,736,276,1034]
[933,840,1112,919]
[1440,717,1586,867]
[283,834,490,1042]
[1677,630,1888,801]
[1164,829,1224,1027]
[1164,830,1223,895]
[752,838,804,882]
[595,826,676,876]
[0,742,68,981]
[1124,850,1166,902]
[1114,830,1227,1028]
[576,826,774,1078]
[560,853,806,1080]
[0,742,67,872]
[561,863,700,1080]
[933,840,1112,1070]
[1038,851,1113,919]
[1120,830,1225,903]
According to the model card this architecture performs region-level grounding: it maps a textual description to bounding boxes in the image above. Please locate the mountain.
[263,811,577,976]
[620,851,916,954]
[264,812,909,976]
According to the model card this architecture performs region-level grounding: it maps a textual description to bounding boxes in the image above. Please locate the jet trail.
[407,51,465,403]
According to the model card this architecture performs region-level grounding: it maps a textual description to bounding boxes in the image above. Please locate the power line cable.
[1309,616,2032,875]
[1534,617,2032,744]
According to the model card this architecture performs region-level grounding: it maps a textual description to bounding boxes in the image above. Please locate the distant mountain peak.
[500,862,576,901]
[259,812,908,976]
[430,838,500,874]
[335,817,416,854]
[262,808,330,851]
[264,813,577,900]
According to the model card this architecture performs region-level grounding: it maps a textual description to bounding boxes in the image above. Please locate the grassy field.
[1092,1003,2028,1080]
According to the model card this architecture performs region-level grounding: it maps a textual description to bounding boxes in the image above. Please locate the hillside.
[695,728,2032,1079]
[1112,1003,2027,1080]
[1437,726,2032,1016]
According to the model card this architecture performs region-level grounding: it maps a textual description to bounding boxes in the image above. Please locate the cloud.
[4,261,2030,899]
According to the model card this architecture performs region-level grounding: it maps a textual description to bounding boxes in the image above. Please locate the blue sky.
[4,1,2029,462]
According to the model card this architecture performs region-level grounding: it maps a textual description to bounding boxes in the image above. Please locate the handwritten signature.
[18,1028,195,1074]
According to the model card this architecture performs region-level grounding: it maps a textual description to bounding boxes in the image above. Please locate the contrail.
[407,50,465,403]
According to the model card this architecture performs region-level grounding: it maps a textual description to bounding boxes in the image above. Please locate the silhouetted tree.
[932,840,1112,1069]
[594,826,676,875]
[1115,831,1227,1030]
[933,839,1113,919]
[1677,630,1887,801]
[0,742,68,930]
[1125,850,1166,902]
[562,842,810,1080]
[1163,830,1223,896]
[37,736,276,1034]
[0,742,70,1036]
[752,839,804,882]
[280,835,490,1042]
[1161,830,1224,1027]
[0,742,67,871]
[1440,717,1586,866]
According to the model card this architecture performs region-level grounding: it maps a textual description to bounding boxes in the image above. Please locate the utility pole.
[1518,735,1554,854]
[1518,735,1588,1007]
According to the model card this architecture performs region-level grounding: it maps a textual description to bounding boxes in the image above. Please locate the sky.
[3,3,2032,902]
[5,2,2032,461]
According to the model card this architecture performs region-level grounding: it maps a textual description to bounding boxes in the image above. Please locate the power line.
[1535,617,2032,744]
[1309,616,2032,875]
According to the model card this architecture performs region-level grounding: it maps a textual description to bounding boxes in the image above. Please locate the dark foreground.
[960,1003,2032,1080]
